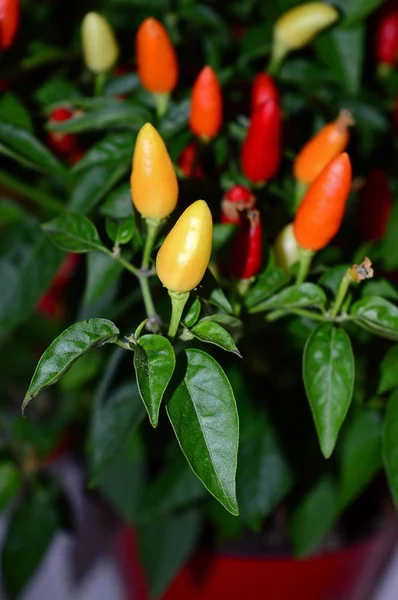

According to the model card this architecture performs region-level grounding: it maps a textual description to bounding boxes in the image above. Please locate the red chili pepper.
[293,153,352,251]
[251,72,279,112]
[189,66,223,141]
[241,99,281,184]
[357,169,392,241]
[47,107,78,155]
[178,143,203,179]
[221,184,255,225]
[230,209,263,279]
[0,0,19,51]
[374,0,398,66]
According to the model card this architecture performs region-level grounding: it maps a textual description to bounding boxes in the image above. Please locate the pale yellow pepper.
[81,12,119,74]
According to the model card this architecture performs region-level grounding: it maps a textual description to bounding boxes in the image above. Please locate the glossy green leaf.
[190,319,241,356]
[0,219,63,339]
[318,265,350,295]
[89,381,145,479]
[0,463,22,511]
[23,318,120,411]
[200,313,243,341]
[83,251,124,305]
[100,183,133,219]
[166,349,239,515]
[183,297,201,328]
[70,164,127,214]
[331,0,384,28]
[105,72,140,96]
[0,93,33,131]
[34,75,81,108]
[383,390,398,506]
[245,266,290,308]
[251,283,326,313]
[0,123,66,178]
[42,211,104,253]
[289,477,338,557]
[379,345,398,394]
[198,269,233,314]
[2,490,59,599]
[48,102,149,134]
[105,216,136,245]
[351,296,398,341]
[134,334,176,427]
[338,411,382,510]
[60,351,103,391]
[212,224,236,254]
[179,4,223,27]
[362,279,398,302]
[303,323,355,458]
[159,98,191,139]
[138,507,201,598]
[72,132,136,173]
[0,198,26,225]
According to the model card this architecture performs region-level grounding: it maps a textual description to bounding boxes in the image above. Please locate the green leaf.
[179,4,223,27]
[72,132,136,173]
[379,345,398,394]
[42,211,105,253]
[331,0,384,28]
[0,463,22,511]
[166,349,239,515]
[318,265,350,295]
[89,381,145,479]
[83,251,124,305]
[2,489,59,599]
[0,198,26,225]
[159,98,191,139]
[183,297,201,327]
[362,279,398,302]
[70,164,127,214]
[351,296,398,341]
[200,313,243,341]
[252,283,326,313]
[190,319,241,356]
[48,101,149,134]
[383,390,398,506]
[212,224,236,254]
[105,72,140,96]
[0,123,66,178]
[338,411,382,510]
[134,334,176,428]
[60,351,103,391]
[303,323,355,458]
[238,417,294,529]
[0,93,33,131]
[314,24,364,95]
[245,266,290,308]
[198,269,233,314]
[100,183,133,219]
[381,201,398,270]
[105,215,136,245]
[23,318,120,411]
[0,219,64,339]
[289,477,338,557]
[34,76,82,108]
[138,507,201,598]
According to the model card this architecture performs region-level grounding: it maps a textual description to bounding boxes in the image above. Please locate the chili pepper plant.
[2,0,398,597]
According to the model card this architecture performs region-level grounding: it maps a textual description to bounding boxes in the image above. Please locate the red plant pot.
[118,520,398,600]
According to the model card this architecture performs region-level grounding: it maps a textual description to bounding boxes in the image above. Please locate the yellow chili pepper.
[156,200,213,293]
[269,3,339,73]
[274,223,300,272]
[81,12,119,74]
[131,123,178,220]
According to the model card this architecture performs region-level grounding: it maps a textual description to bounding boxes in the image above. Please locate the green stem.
[267,41,288,76]
[154,92,170,120]
[296,249,314,284]
[115,339,132,350]
[289,308,324,321]
[168,291,190,340]
[103,248,140,277]
[142,218,162,269]
[139,277,157,321]
[330,274,351,319]
[94,72,107,96]
[0,169,64,215]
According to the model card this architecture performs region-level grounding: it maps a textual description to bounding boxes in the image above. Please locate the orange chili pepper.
[189,66,223,141]
[136,17,178,93]
[294,109,354,185]
[293,153,352,251]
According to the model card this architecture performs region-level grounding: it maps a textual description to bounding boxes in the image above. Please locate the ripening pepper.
[251,72,279,112]
[156,200,213,293]
[241,100,281,184]
[189,66,223,141]
[270,2,339,71]
[178,143,203,179]
[221,185,255,225]
[357,169,392,241]
[374,0,398,70]
[293,152,352,251]
[81,12,119,73]
[0,0,19,50]
[274,223,300,272]
[136,18,178,93]
[47,107,78,156]
[131,123,178,220]
[294,109,354,185]
[230,209,262,279]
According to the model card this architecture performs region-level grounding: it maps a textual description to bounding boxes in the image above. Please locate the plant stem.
[168,291,190,340]
[103,248,140,277]
[142,218,162,269]
[330,274,351,319]
[114,339,132,350]
[94,72,107,96]
[289,308,324,321]
[0,169,64,214]
[296,249,314,284]
[139,277,157,321]
[154,92,170,119]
